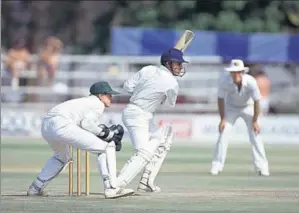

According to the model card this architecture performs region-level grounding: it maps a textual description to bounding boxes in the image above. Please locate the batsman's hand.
[252,121,260,134]
[219,120,226,133]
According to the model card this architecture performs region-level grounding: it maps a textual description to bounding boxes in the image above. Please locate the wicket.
[68,146,90,196]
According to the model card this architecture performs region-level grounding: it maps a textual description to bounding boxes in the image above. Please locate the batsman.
[210,59,270,176]
[115,46,193,193]
[115,31,194,192]
[27,81,134,198]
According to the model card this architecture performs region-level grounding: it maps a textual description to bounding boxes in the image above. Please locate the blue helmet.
[160,48,188,77]
[160,48,188,64]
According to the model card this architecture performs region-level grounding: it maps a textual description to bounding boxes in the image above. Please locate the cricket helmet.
[160,48,188,77]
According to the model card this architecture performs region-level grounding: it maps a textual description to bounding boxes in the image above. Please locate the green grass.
[1,137,299,213]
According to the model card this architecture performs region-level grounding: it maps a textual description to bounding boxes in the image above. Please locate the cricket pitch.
[1,138,299,213]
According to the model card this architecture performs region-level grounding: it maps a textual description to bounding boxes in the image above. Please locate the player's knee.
[155,125,173,148]
[139,149,152,162]
[54,152,69,164]
[134,147,154,163]
[134,137,165,162]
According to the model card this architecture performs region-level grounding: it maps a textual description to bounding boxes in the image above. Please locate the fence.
[2,105,299,144]
[1,54,223,113]
[2,54,299,143]
[1,54,299,113]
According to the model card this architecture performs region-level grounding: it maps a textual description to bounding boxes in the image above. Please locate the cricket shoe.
[258,170,270,176]
[209,168,222,176]
[27,184,48,196]
[137,181,161,192]
[104,187,135,199]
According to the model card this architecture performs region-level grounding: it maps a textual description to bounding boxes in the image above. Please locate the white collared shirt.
[218,73,261,108]
[46,95,105,135]
[123,65,179,113]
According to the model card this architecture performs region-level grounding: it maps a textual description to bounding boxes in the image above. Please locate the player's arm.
[81,116,116,143]
[80,106,113,138]
[165,84,179,107]
[123,68,145,93]
[251,80,262,122]
[253,101,260,122]
[218,98,225,120]
[80,111,105,135]
[217,82,226,120]
[217,79,227,133]
[81,107,124,144]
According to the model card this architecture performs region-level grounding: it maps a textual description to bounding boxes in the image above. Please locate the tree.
[1,0,295,54]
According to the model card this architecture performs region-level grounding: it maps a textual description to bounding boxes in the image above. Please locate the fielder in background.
[27,81,134,198]
[116,48,188,192]
[210,59,270,176]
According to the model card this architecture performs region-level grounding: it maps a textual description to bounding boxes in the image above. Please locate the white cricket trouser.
[211,106,269,172]
[37,115,108,182]
[116,104,161,187]
[122,104,161,150]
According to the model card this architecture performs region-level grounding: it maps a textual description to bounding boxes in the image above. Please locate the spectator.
[249,65,271,115]
[37,36,63,87]
[108,63,120,74]
[3,38,31,90]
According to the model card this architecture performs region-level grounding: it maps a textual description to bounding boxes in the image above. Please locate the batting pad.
[97,153,110,189]
[142,125,173,187]
[97,142,117,189]
[116,126,163,188]
[106,142,117,188]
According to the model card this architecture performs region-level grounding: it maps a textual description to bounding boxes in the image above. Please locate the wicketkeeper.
[27,81,134,198]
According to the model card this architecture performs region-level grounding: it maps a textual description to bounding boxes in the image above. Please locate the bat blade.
[174,30,195,52]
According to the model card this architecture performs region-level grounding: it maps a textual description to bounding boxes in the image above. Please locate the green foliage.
[215,11,243,32]
[264,20,281,33]
[283,0,299,9]
[137,8,159,27]
[264,1,284,22]
[192,13,216,30]
[222,0,249,11]
[175,1,197,10]
[174,20,194,30]
[87,0,296,53]
[114,0,290,34]
[92,9,115,54]
[1,0,295,54]
[159,1,178,20]
[243,17,264,33]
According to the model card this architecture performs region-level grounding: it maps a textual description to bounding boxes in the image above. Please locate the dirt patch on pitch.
[147,189,299,201]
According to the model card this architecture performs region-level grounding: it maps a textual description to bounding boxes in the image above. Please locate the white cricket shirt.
[45,95,105,135]
[123,65,179,113]
[218,73,261,108]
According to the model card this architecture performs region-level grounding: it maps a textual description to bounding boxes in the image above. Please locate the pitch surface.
[1,138,298,213]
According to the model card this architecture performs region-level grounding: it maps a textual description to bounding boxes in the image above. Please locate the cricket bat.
[174,30,195,52]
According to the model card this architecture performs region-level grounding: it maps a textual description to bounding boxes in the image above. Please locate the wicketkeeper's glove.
[108,124,124,152]
[97,124,115,142]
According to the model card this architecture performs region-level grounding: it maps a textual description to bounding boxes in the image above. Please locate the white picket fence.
[1,54,223,112]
